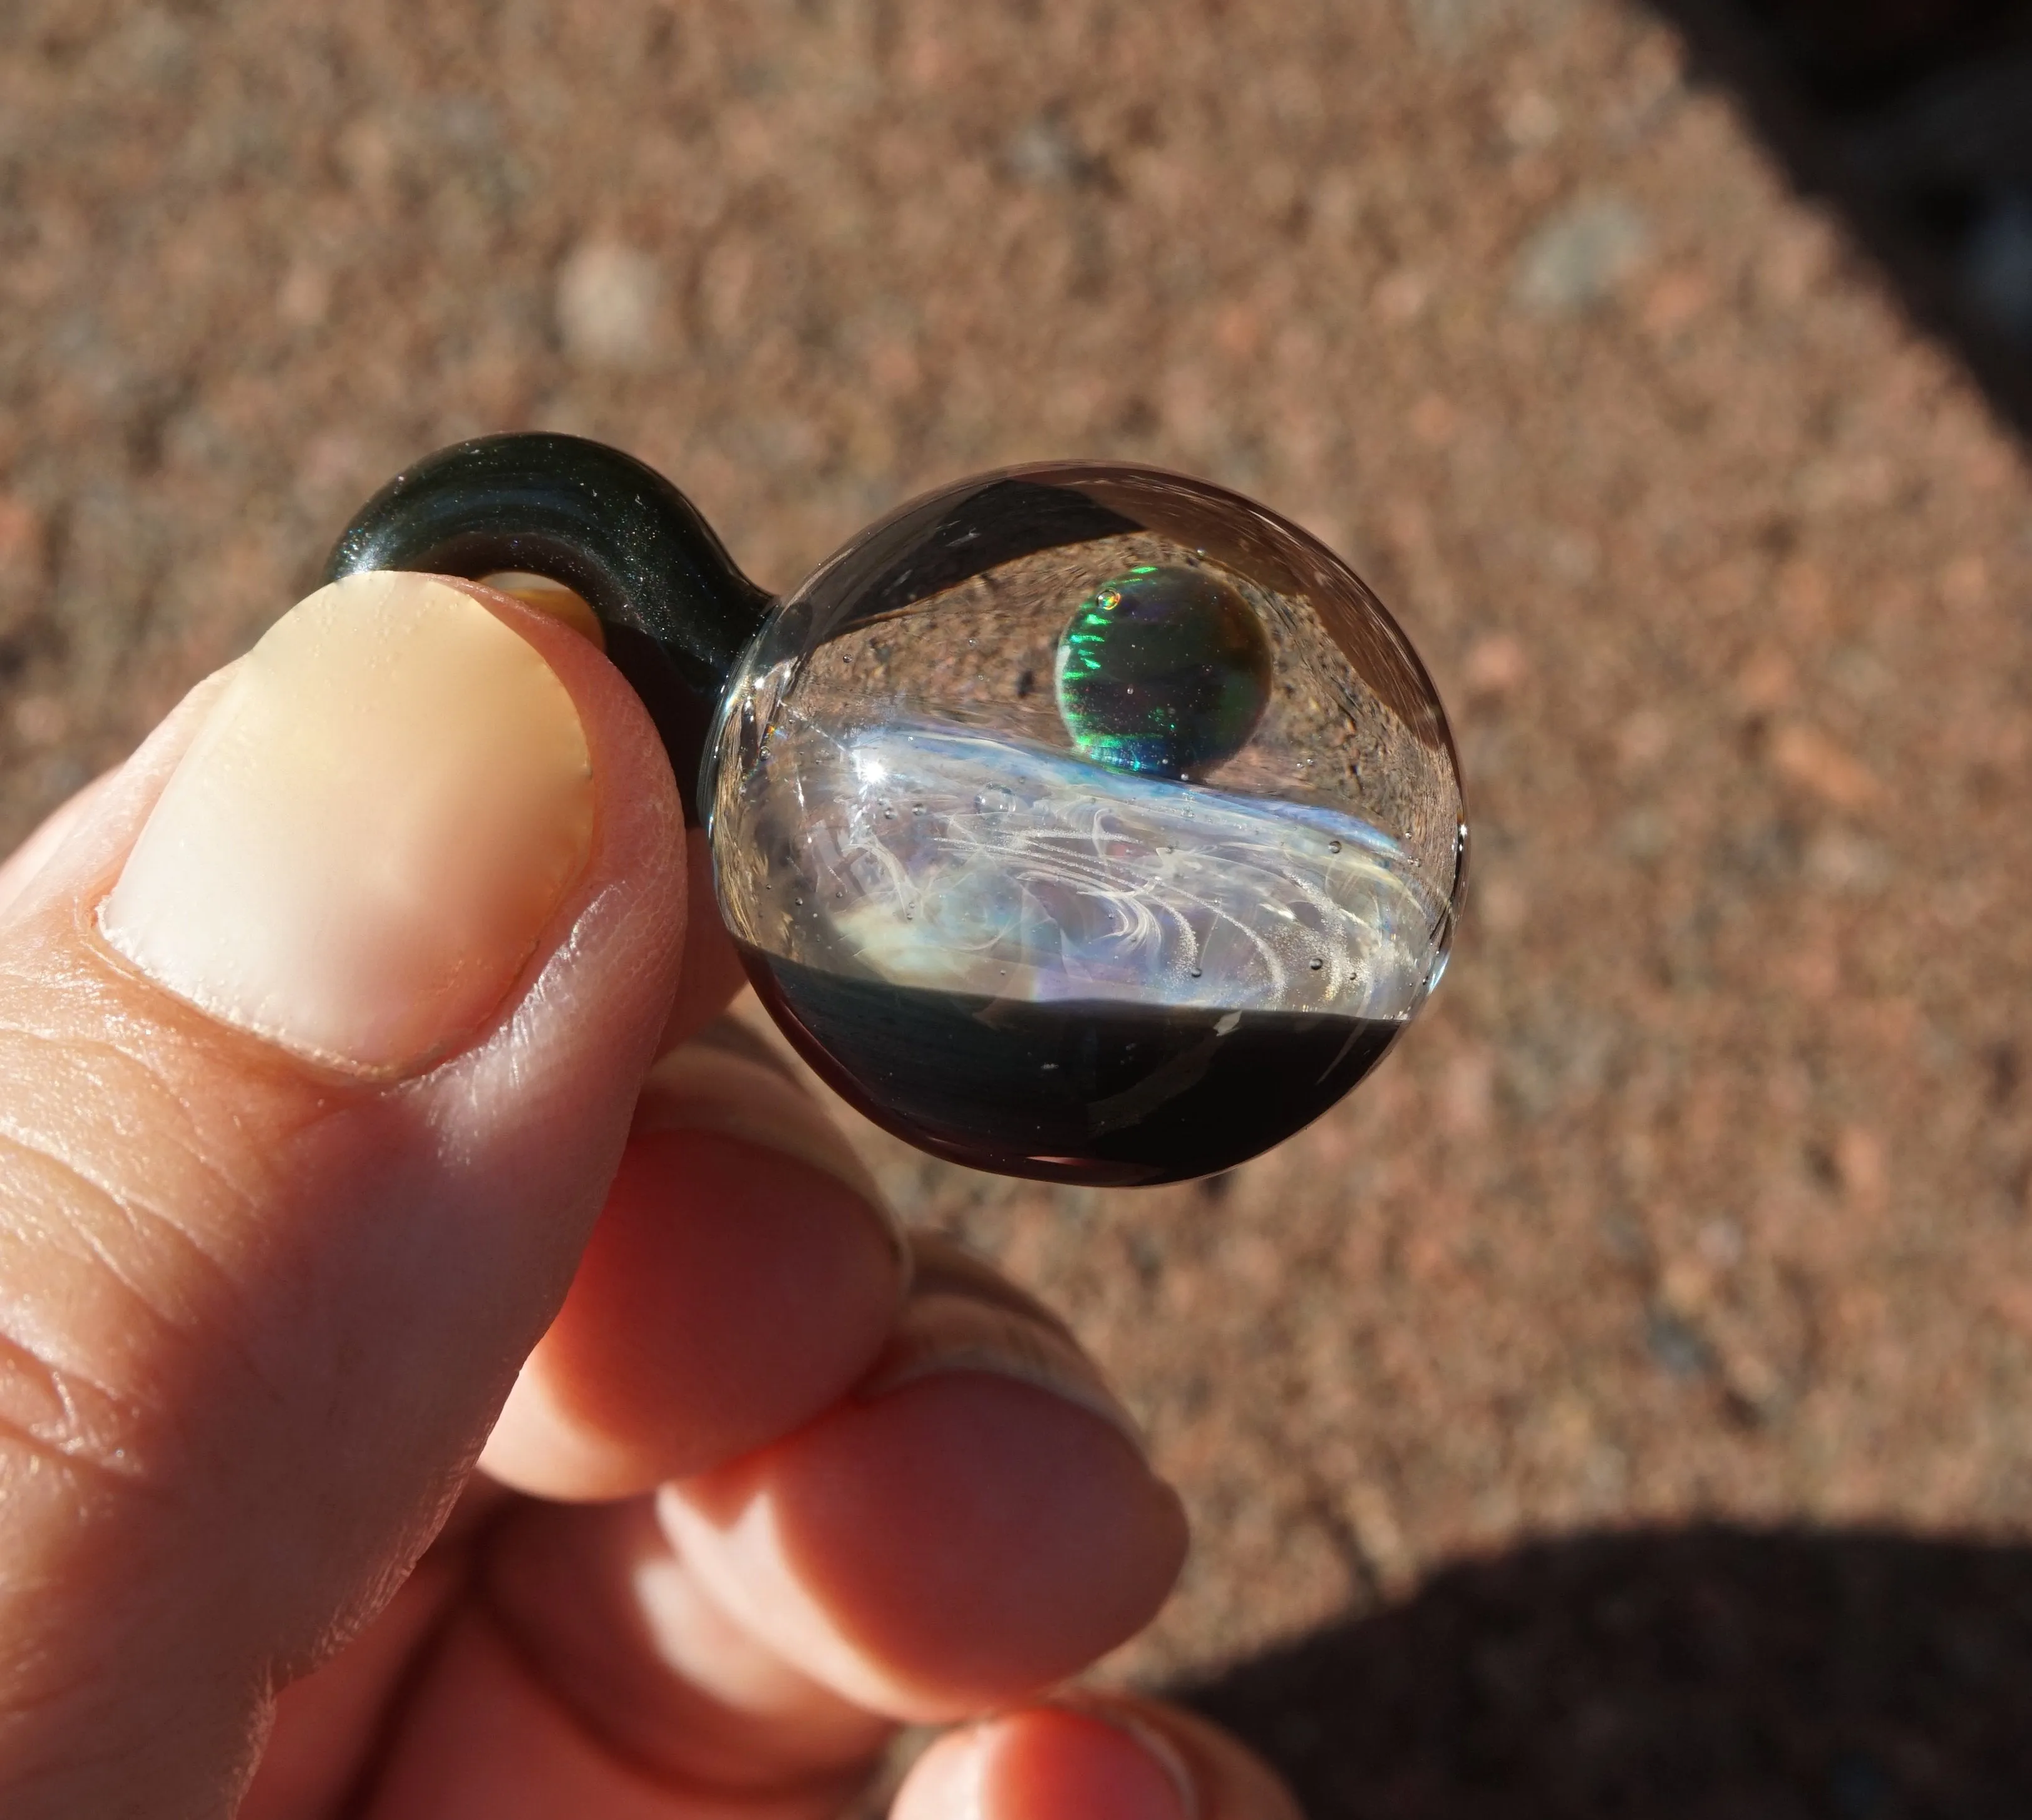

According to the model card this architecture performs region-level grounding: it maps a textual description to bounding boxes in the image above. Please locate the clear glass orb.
[704,462,1467,1186]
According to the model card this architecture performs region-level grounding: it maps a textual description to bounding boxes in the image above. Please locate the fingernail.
[892,1724,988,1820]
[904,1707,1197,1820]
[856,1245,1144,1451]
[634,1022,907,1273]
[479,572,606,649]
[99,572,594,1076]
[1033,1702,1199,1820]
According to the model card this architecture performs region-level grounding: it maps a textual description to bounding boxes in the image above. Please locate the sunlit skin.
[0,584,1297,1819]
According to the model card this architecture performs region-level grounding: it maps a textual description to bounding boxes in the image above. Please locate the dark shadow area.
[1641,0,2032,434]
[1178,1526,2032,1817]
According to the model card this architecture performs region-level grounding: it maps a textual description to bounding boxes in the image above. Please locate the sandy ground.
[6,1,2032,1809]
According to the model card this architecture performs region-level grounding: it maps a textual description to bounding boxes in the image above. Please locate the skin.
[0,584,1298,1819]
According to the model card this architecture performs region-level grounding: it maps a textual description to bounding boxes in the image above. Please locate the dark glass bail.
[322,433,773,821]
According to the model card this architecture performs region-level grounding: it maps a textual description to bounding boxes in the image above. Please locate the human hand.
[0,573,1297,1818]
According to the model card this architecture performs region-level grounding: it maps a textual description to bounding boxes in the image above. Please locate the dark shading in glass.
[324,432,771,818]
[331,441,1465,1183]
[744,947,1402,1186]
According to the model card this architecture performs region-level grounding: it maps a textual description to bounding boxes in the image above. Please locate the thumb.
[0,572,685,1817]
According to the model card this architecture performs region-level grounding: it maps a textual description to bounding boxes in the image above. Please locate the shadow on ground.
[1640,0,2032,436]
[1178,1526,2032,1817]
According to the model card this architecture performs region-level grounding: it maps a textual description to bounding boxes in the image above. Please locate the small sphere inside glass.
[1055,565,1272,778]
[706,463,1467,1186]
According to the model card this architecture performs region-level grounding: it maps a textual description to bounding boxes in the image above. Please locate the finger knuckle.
[0,1016,271,1502]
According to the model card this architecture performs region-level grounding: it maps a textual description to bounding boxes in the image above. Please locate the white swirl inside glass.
[740,722,1442,1016]
[713,513,1462,1029]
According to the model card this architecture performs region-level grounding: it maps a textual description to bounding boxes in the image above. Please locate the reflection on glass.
[708,463,1467,1185]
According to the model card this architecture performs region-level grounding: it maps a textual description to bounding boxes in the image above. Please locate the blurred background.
[6,0,2032,1810]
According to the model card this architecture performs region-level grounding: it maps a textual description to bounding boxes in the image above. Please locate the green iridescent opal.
[1053,564,1273,778]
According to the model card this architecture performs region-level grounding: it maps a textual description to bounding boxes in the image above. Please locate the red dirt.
[6,1,2032,1803]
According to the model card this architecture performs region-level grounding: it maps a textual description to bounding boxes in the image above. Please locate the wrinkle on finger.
[0,599,689,1818]
[632,1026,895,1228]
[479,1498,892,1799]
[659,1242,1186,1720]
[479,1024,904,1501]
[359,1604,867,1820]
[239,1551,467,1820]
[893,1697,1301,1820]
[1068,1698,1302,1820]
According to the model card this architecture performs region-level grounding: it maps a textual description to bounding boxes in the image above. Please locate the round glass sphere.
[704,462,1467,1186]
